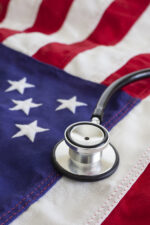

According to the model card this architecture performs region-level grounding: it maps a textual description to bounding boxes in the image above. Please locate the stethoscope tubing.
[92,68,150,122]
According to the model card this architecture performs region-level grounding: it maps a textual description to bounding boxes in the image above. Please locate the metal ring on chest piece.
[52,121,119,181]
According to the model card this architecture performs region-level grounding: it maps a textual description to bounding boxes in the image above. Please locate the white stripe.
[65,5,150,83]
[11,97,150,225]
[3,0,114,55]
[0,0,42,30]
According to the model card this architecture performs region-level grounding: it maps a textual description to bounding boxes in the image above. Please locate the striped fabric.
[0,0,150,224]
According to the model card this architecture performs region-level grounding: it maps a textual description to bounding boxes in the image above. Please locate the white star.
[9,98,42,115]
[12,120,49,142]
[5,77,35,94]
[56,96,87,114]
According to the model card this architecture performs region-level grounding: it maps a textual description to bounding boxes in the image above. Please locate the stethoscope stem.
[91,117,101,125]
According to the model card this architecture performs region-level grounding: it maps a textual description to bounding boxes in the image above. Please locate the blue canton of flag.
[0,45,139,224]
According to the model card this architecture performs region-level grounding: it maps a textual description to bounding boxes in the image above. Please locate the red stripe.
[33,0,149,68]
[0,0,17,42]
[0,28,18,42]
[102,54,150,99]
[102,164,150,225]
[25,0,73,34]
[0,0,73,42]
[0,0,10,22]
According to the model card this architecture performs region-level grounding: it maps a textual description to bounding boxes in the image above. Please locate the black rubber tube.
[92,69,150,122]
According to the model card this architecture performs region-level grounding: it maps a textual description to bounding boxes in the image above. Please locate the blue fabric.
[0,44,140,224]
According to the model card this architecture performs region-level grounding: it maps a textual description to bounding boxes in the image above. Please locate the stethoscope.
[52,69,150,182]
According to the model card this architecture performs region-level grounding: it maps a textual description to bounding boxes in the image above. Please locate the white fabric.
[56,96,87,114]
[5,77,35,94]
[11,96,150,225]
[0,0,42,30]
[9,98,42,115]
[3,0,113,55]
[65,5,150,83]
[12,120,49,143]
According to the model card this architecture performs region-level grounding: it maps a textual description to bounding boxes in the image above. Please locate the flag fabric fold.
[0,0,149,224]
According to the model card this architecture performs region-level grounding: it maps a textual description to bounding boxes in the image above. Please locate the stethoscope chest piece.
[52,69,150,181]
[52,121,119,181]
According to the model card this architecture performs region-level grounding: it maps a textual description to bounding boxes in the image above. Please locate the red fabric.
[0,0,73,41]
[0,0,9,22]
[102,164,150,225]
[25,0,73,34]
[0,28,17,42]
[33,0,149,68]
[102,54,150,99]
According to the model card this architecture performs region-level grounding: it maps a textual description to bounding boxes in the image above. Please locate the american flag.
[0,0,150,224]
